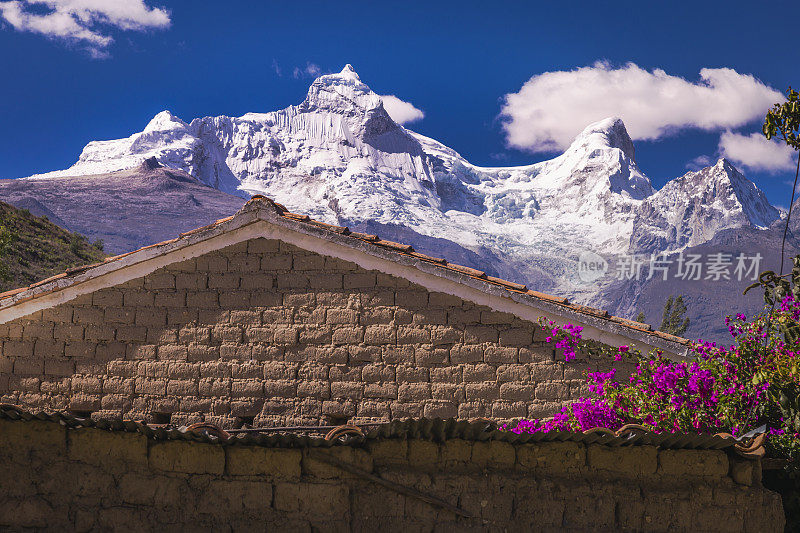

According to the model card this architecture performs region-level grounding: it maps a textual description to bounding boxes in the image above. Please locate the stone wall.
[0,418,784,531]
[0,238,630,427]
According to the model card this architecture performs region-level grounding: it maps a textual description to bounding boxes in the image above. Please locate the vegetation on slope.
[0,201,106,292]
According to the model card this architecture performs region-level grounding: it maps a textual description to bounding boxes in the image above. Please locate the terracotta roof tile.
[486,276,527,292]
[350,232,379,242]
[526,290,569,305]
[374,239,414,253]
[445,263,487,279]
[609,316,653,332]
[408,251,447,265]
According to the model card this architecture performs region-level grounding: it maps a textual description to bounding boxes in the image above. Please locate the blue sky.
[1,0,799,206]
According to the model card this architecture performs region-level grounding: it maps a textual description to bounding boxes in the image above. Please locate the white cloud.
[686,155,713,171]
[501,61,782,153]
[379,94,424,124]
[293,62,321,79]
[0,0,170,57]
[719,131,797,173]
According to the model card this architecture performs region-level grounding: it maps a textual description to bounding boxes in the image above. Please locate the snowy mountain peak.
[143,110,188,133]
[570,117,636,161]
[338,64,361,81]
[302,64,381,115]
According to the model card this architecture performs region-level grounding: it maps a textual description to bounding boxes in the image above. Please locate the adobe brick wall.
[0,238,633,427]
[0,419,784,531]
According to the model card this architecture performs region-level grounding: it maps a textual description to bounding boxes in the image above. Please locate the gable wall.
[0,238,630,427]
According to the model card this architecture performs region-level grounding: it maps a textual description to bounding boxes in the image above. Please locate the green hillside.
[0,201,106,292]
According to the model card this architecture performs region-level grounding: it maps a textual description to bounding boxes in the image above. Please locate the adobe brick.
[331,326,364,344]
[72,376,102,394]
[461,363,495,382]
[127,344,156,360]
[364,325,396,345]
[22,322,54,340]
[176,272,209,292]
[358,307,394,325]
[361,364,395,382]
[464,325,499,343]
[398,382,431,402]
[359,291,394,307]
[188,344,220,362]
[497,364,530,382]
[297,380,330,399]
[168,257,197,272]
[450,344,483,363]
[519,346,555,364]
[261,253,293,270]
[466,383,500,401]
[382,345,414,364]
[485,346,518,363]
[228,253,262,272]
[53,323,84,341]
[212,325,244,344]
[324,257,357,271]
[73,308,104,324]
[364,382,398,399]
[325,308,357,324]
[158,345,188,361]
[283,293,315,307]
[167,308,198,325]
[299,326,332,344]
[423,400,458,418]
[431,383,465,402]
[229,310,262,326]
[107,360,137,378]
[231,379,263,398]
[64,341,95,358]
[293,254,325,270]
[104,307,136,324]
[6,340,35,358]
[277,273,310,289]
[186,291,219,308]
[412,309,448,325]
[343,272,376,289]
[135,378,167,395]
[397,326,431,344]
[13,357,44,376]
[219,344,253,360]
[448,308,481,325]
[116,326,148,343]
[347,345,381,362]
[310,274,344,289]
[92,290,123,307]
[329,366,362,382]
[430,366,461,383]
[40,307,74,323]
[499,383,537,401]
[166,379,198,396]
[415,346,449,366]
[239,273,275,290]
[395,365,429,383]
[247,238,280,253]
[33,339,64,358]
[103,377,134,394]
[429,292,463,307]
[536,382,568,400]
[331,381,363,400]
[228,363,260,380]
[208,273,240,289]
[178,326,211,345]
[395,290,428,308]
[272,326,299,344]
[122,291,154,307]
[499,328,534,347]
[196,253,228,272]
[83,325,116,342]
[199,378,231,397]
[145,273,175,290]
[154,292,186,307]
[390,401,424,418]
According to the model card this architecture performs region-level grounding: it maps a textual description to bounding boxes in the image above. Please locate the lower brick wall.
[0,419,784,532]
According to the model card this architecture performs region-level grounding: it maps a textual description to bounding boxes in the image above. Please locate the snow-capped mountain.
[18,64,783,339]
[630,158,780,254]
